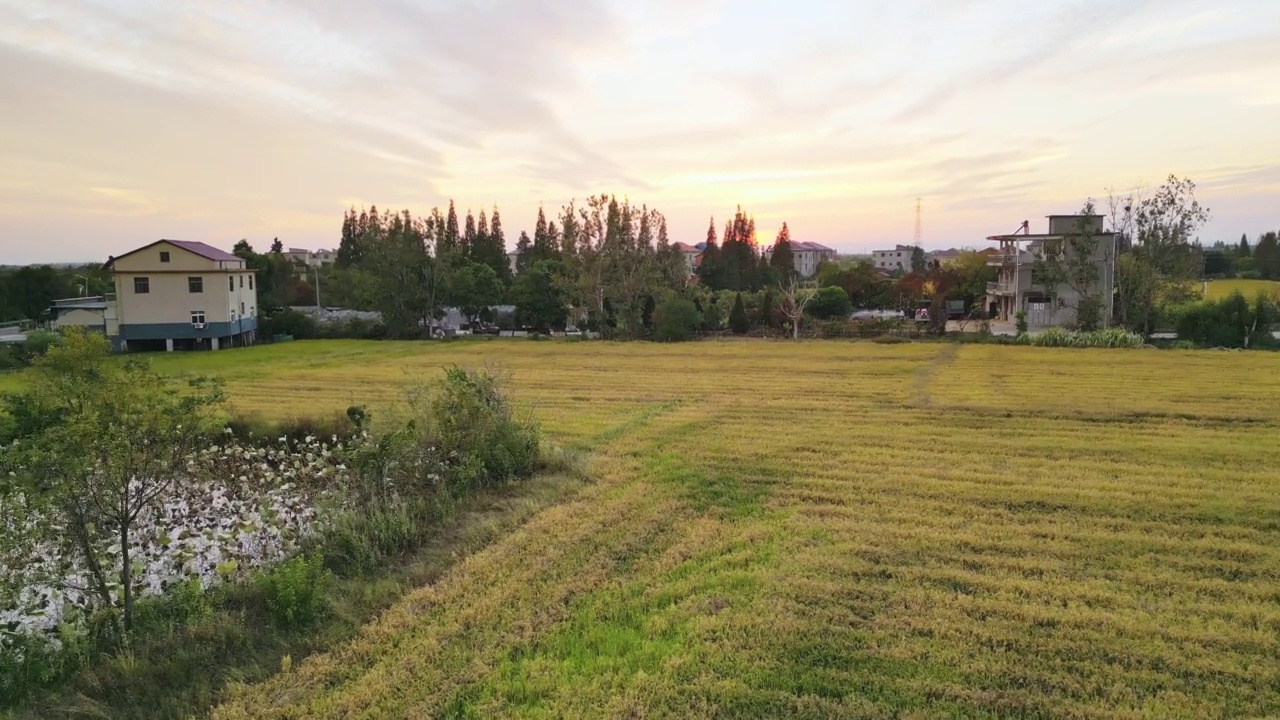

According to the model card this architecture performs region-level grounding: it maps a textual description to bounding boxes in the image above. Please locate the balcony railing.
[987,281,1017,295]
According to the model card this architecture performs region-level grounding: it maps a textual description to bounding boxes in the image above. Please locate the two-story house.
[872,245,918,273]
[105,240,258,352]
[762,241,837,278]
[985,215,1118,328]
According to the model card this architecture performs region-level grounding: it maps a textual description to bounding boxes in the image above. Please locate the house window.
[240,302,245,315]
[239,275,244,289]
[134,277,150,294]
[189,276,203,293]
[229,276,235,291]
[249,275,254,290]
[191,311,206,326]
[159,251,170,263]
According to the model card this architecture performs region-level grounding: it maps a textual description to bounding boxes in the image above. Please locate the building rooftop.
[164,240,242,262]
[673,242,701,253]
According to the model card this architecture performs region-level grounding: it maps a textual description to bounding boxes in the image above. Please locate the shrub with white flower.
[0,434,356,645]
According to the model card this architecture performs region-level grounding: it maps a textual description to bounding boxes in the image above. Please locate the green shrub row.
[1018,327,1146,348]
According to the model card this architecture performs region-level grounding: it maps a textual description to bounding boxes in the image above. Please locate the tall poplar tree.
[770,222,796,279]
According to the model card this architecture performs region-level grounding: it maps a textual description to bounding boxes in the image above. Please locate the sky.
[2,0,1279,264]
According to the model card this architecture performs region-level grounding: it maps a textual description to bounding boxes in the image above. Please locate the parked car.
[473,322,500,336]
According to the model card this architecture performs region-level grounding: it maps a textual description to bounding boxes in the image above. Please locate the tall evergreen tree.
[270,237,283,254]
[531,207,559,264]
[490,205,506,256]
[515,231,533,274]
[770,222,796,279]
[442,200,460,255]
[697,217,721,287]
[729,292,749,334]
[1240,233,1252,257]
[337,208,362,268]
[1255,231,1280,280]
[463,210,477,254]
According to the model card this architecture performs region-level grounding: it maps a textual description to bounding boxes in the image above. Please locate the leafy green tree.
[511,260,569,333]
[270,238,283,254]
[1118,175,1210,334]
[729,292,750,334]
[911,246,927,273]
[653,296,701,342]
[1255,232,1280,280]
[448,262,505,327]
[770,223,796,280]
[363,209,434,337]
[1,328,224,634]
[807,286,853,319]
[817,261,894,309]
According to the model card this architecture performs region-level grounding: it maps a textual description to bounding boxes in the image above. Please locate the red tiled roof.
[673,242,701,253]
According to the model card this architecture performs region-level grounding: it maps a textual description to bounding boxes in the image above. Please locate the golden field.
[1203,278,1280,302]
[34,339,1280,718]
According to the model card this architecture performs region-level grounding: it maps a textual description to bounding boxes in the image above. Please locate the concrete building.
[872,245,918,272]
[792,242,837,278]
[284,248,336,267]
[762,241,837,278]
[984,215,1118,328]
[105,240,259,352]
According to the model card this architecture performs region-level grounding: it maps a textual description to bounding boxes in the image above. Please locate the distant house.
[985,215,1118,328]
[791,242,837,278]
[673,242,702,278]
[105,239,259,352]
[872,245,918,272]
[507,251,520,275]
[762,241,837,278]
[929,248,963,266]
[284,248,336,268]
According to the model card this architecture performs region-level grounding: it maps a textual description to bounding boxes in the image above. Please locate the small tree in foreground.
[1,328,224,635]
[654,296,701,342]
[780,278,815,339]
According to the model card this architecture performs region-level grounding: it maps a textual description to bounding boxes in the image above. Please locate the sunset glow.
[2,0,1278,262]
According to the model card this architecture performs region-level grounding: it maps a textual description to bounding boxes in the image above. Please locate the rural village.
[3,1,1280,718]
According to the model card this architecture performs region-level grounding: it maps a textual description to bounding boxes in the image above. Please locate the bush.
[1021,327,1145,348]
[807,286,853,320]
[255,554,332,628]
[654,297,702,342]
[1015,311,1029,336]
[260,309,319,340]
[428,366,540,491]
[1174,291,1276,349]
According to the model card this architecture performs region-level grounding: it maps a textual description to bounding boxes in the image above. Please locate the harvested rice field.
[106,339,1280,718]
